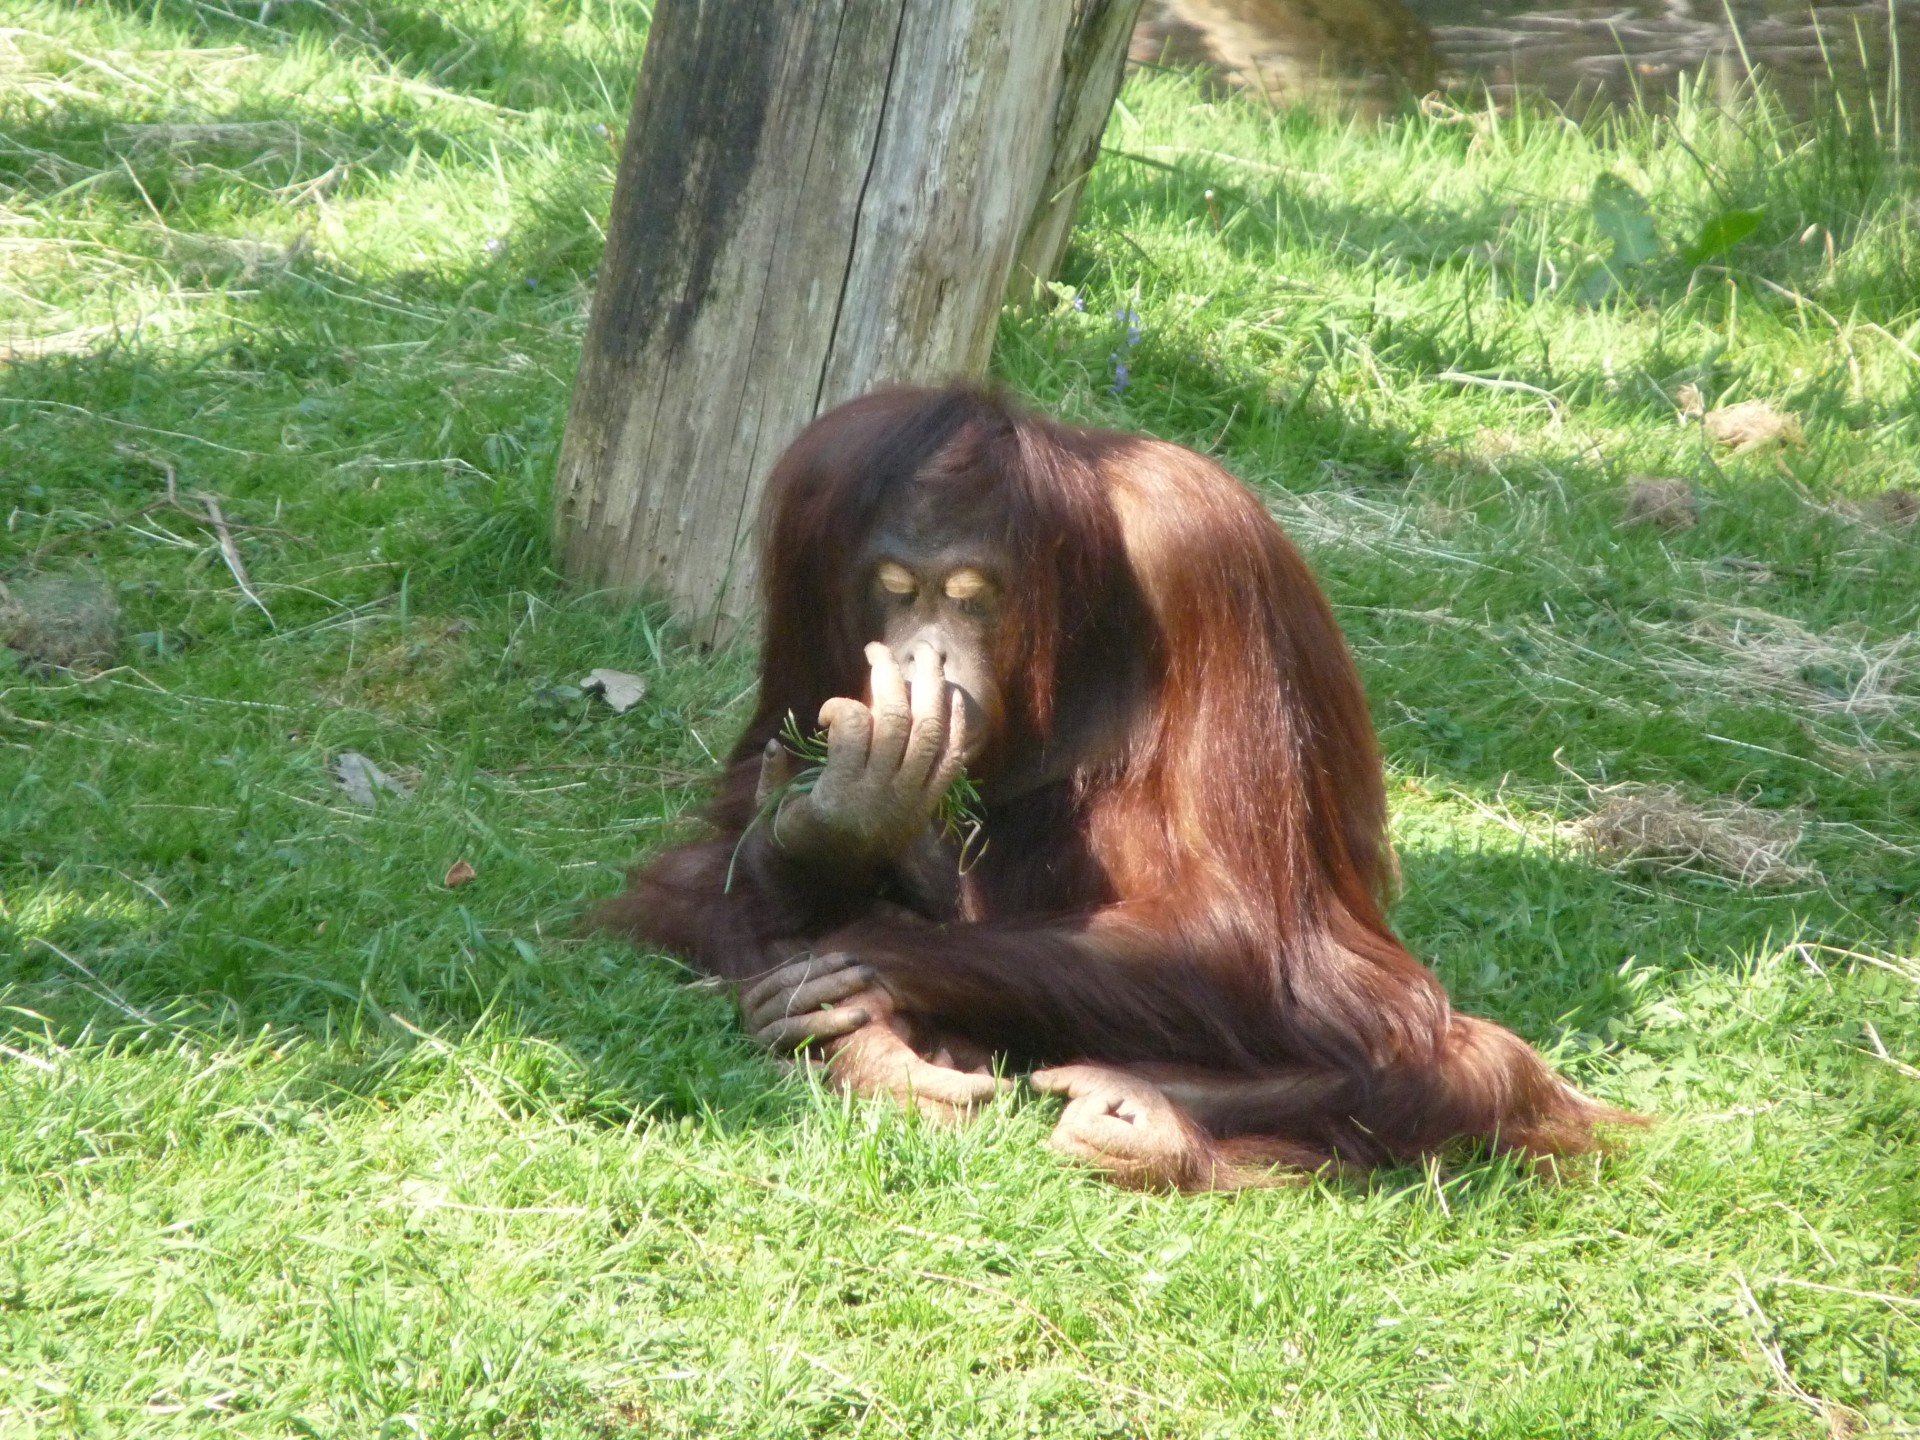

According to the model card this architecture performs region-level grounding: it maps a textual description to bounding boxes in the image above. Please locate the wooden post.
[1010,0,1146,301]
[553,0,1143,643]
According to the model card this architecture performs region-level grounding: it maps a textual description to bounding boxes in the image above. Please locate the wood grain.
[554,0,1136,642]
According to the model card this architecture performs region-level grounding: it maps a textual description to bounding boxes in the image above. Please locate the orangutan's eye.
[943,569,991,603]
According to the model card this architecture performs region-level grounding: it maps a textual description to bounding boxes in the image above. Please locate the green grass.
[3,3,1919,1435]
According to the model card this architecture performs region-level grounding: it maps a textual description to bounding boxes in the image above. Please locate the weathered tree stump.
[554,0,1143,643]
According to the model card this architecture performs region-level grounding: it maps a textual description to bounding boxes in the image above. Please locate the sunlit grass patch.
[1388,773,1563,857]
[0,881,153,940]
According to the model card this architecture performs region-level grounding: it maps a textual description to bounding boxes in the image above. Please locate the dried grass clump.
[0,574,120,671]
[1621,475,1697,530]
[1675,385,1804,454]
[1870,487,1918,528]
[1571,783,1815,887]
[1678,609,1915,720]
[1268,491,1478,570]
[1703,400,1804,452]
[159,230,313,284]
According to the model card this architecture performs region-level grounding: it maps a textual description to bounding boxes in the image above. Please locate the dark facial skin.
[744,484,1012,879]
[858,479,1011,762]
[860,548,1004,762]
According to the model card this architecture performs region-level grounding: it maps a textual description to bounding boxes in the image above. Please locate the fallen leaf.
[1684,206,1764,265]
[1622,476,1698,530]
[444,859,477,888]
[580,667,649,714]
[1704,400,1803,453]
[334,751,410,807]
[1591,174,1660,266]
[1675,383,1707,420]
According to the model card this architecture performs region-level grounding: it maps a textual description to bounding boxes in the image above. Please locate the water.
[1135,0,1917,118]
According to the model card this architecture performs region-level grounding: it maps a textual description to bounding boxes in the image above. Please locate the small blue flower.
[1070,292,1085,312]
[525,276,539,288]
[1111,356,1131,395]
[485,237,506,256]
[1114,308,1142,346]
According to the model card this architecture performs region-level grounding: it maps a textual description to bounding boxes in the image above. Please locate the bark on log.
[1011,0,1147,302]
[553,0,1142,643]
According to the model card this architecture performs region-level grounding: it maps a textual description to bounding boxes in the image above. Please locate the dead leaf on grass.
[1621,476,1698,530]
[444,859,477,889]
[1675,382,1707,420]
[580,667,649,714]
[334,751,410,807]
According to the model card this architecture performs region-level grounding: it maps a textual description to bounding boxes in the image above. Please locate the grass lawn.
[3,3,1918,1435]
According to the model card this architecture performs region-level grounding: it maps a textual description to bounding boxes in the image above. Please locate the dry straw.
[1654,607,1915,721]
[1571,782,1816,888]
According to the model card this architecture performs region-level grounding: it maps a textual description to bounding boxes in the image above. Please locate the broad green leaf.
[1685,206,1765,264]
[1579,266,1619,304]
[1591,174,1660,266]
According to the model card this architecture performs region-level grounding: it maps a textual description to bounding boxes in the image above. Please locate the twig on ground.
[1436,369,1565,425]
[28,936,162,1025]
[4,398,262,455]
[1732,1272,1864,1437]
[1766,1276,1920,1311]
[198,494,275,629]
[1861,1022,1920,1080]
[488,761,710,784]
[788,1348,913,1439]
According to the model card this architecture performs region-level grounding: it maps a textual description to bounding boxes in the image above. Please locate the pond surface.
[1136,0,1918,117]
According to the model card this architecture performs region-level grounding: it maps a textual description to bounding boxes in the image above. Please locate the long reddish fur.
[597,385,1627,1178]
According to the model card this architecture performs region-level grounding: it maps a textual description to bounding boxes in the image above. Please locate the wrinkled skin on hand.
[827,1021,1010,1125]
[742,952,1008,1124]
[741,952,879,1052]
[757,642,970,871]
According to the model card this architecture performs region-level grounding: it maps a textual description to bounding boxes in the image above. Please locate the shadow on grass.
[6,268,1907,1156]
[1082,102,1915,426]
[94,0,648,115]
[3,103,483,208]
[1,103,618,297]
[0,828,1665,1165]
